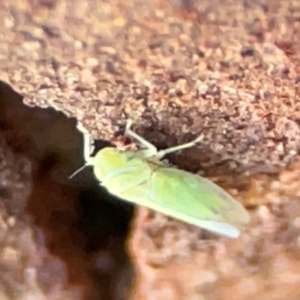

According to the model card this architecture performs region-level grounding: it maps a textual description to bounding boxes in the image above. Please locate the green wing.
[146,167,249,237]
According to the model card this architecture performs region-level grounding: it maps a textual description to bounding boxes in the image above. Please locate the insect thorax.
[92,147,158,181]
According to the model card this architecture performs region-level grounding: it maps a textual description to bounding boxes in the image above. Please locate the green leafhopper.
[72,121,249,238]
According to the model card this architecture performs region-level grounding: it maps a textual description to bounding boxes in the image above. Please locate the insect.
[72,121,249,238]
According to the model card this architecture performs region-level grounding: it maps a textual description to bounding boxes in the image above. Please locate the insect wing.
[147,167,249,237]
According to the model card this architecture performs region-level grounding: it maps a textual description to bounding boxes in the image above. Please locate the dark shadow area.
[0,80,133,300]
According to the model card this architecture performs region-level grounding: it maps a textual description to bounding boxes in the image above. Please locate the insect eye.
[116,148,134,161]
[126,154,135,161]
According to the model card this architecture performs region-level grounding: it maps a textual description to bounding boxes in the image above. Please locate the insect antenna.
[69,164,89,179]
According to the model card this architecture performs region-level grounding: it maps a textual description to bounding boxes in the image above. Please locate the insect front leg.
[156,134,204,159]
[69,124,96,179]
[77,123,95,163]
[125,120,158,157]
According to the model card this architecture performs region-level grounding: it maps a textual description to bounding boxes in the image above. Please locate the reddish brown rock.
[1,0,300,299]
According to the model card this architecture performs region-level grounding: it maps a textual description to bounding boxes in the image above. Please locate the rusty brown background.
[1,0,300,299]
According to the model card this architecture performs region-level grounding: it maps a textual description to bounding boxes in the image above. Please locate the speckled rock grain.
[1,0,300,299]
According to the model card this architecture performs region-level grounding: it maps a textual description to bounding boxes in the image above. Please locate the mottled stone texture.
[1,0,300,299]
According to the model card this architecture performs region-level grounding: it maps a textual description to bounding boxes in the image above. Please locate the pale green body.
[75,120,250,238]
[92,147,249,237]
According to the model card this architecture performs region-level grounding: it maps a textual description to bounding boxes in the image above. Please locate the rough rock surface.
[0,0,300,299]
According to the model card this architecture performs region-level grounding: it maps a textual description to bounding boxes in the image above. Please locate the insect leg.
[156,134,204,159]
[83,131,95,163]
[77,123,95,162]
[69,124,95,178]
[125,120,158,155]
